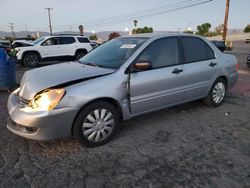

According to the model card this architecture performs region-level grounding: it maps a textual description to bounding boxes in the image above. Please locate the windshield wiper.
[78,61,115,69]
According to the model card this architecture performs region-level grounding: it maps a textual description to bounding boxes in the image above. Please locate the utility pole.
[25,24,28,37]
[9,23,15,38]
[222,0,230,41]
[45,8,53,36]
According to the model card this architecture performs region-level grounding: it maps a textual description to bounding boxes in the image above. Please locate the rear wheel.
[23,52,40,67]
[73,101,120,147]
[75,50,87,60]
[203,78,227,107]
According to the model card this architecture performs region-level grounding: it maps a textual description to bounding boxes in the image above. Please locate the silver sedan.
[7,33,238,147]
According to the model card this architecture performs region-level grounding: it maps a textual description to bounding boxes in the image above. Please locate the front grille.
[16,92,29,106]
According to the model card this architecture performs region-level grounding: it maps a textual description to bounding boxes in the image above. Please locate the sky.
[0,0,249,33]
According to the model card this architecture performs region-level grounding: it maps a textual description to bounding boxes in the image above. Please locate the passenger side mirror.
[134,60,151,71]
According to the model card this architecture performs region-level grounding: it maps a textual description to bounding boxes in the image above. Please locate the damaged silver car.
[7,33,238,147]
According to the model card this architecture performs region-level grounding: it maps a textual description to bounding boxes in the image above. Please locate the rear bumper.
[228,71,238,89]
[7,90,79,141]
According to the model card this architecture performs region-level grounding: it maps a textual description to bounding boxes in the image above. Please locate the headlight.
[28,88,65,111]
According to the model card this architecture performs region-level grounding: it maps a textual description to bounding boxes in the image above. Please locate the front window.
[33,37,45,45]
[79,37,147,69]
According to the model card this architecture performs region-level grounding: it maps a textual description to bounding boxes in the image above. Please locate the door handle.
[172,68,183,74]
[209,62,217,67]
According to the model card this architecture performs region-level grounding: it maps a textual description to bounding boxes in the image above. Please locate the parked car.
[12,40,33,48]
[90,41,99,49]
[245,38,250,43]
[0,40,11,54]
[15,35,93,67]
[247,54,250,68]
[210,40,226,52]
[7,33,238,147]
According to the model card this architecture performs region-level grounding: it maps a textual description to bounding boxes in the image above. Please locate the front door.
[129,37,186,115]
[40,37,60,58]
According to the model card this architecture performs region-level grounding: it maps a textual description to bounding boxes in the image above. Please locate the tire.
[75,50,87,60]
[203,78,227,107]
[23,52,40,67]
[73,101,120,147]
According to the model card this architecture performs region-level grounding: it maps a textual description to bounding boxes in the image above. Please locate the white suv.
[15,35,93,67]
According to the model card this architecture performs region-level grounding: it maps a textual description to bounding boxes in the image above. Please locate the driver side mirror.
[134,60,151,71]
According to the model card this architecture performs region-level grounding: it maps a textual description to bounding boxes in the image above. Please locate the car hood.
[18,62,115,100]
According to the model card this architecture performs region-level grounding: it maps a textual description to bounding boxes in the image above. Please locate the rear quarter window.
[181,37,215,63]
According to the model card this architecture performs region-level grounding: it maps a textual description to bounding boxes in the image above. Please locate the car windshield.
[33,37,45,45]
[79,37,147,69]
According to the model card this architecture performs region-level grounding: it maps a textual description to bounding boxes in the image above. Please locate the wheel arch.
[75,48,88,55]
[216,75,228,88]
[21,50,41,61]
[71,97,123,135]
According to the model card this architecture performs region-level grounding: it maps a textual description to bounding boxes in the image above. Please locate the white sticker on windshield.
[120,44,137,49]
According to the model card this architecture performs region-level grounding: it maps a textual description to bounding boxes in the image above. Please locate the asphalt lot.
[0,41,250,187]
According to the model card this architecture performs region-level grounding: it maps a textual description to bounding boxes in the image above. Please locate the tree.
[108,32,121,40]
[244,24,250,33]
[214,24,224,35]
[132,26,154,34]
[89,34,98,40]
[197,23,211,36]
[183,31,193,34]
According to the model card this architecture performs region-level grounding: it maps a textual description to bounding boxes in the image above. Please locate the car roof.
[40,35,88,39]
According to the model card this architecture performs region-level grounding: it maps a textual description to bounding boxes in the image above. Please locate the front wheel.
[73,101,120,147]
[23,53,40,67]
[203,78,227,107]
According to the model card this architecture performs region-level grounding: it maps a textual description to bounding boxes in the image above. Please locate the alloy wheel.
[25,54,39,66]
[82,108,114,142]
[212,82,225,104]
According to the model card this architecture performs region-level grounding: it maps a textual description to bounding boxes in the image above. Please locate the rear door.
[180,37,218,101]
[58,37,76,56]
[129,37,186,115]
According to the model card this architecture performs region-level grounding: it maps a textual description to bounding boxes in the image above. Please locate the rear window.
[77,37,90,43]
[181,37,215,63]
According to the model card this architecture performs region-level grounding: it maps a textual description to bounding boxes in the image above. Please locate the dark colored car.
[245,38,250,43]
[0,40,11,54]
[90,41,100,49]
[247,54,250,68]
[11,40,33,48]
[211,40,226,52]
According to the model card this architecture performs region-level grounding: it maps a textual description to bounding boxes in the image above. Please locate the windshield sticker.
[120,44,137,49]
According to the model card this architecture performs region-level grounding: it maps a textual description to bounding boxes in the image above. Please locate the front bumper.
[7,90,79,141]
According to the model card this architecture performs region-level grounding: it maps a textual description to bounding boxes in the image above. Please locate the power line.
[84,0,213,29]
[52,0,212,30]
